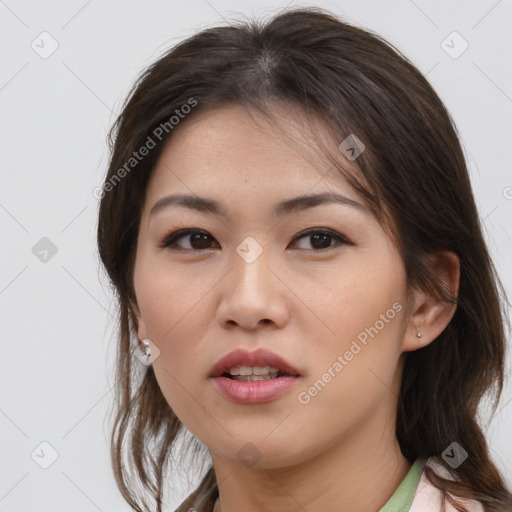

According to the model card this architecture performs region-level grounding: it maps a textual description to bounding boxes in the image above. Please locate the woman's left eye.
[159,228,352,252]
[291,229,353,250]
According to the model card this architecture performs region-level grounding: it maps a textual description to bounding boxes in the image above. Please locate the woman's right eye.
[159,229,219,251]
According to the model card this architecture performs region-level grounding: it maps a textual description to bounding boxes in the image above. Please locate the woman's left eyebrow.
[149,192,366,218]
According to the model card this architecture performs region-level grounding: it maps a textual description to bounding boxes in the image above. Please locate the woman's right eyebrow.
[149,192,366,219]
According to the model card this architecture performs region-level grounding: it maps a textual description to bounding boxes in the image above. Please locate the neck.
[210,412,411,512]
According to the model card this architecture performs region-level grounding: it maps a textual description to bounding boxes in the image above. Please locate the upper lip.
[210,348,301,377]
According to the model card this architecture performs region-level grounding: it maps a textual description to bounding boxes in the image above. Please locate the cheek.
[134,262,214,428]
[134,254,212,340]
[290,279,406,449]
[299,255,406,345]
[295,253,408,397]
[134,253,224,341]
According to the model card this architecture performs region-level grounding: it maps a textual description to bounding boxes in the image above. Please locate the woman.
[96,7,512,512]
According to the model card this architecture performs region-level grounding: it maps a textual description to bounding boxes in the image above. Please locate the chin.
[207,432,311,470]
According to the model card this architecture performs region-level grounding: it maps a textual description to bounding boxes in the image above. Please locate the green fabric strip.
[378,459,425,512]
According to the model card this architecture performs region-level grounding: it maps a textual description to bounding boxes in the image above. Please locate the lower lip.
[211,376,300,404]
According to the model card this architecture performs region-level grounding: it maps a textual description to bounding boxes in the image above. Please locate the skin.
[131,103,459,512]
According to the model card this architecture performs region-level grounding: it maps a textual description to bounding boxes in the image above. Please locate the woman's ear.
[129,299,148,341]
[402,250,460,352]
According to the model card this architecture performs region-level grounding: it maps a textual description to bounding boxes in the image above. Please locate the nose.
[215,247,290,331]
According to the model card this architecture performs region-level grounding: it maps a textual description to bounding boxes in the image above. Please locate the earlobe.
[402,251,460,352]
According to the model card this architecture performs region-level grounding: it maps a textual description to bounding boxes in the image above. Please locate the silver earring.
[141,339,152,358]
[417,332,422,338]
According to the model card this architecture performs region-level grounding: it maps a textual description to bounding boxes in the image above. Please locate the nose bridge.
[231,235,272,299]
[216,236,289,329]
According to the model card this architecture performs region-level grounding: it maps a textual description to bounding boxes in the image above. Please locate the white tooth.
[252,365,270,375]
[227,365,281,376]
[228,366,241,376]
[238,365,253,376]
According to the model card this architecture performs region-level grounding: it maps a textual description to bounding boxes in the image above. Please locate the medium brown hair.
[96,7,512,511]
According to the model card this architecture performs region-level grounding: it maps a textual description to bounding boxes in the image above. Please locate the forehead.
[144,103,363,211]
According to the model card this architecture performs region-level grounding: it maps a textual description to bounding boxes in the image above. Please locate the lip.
[209,348,301,405]
[212,375,300,404]
[209,348,301,378]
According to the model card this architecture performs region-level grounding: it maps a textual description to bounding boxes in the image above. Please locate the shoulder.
[409,458,484,512]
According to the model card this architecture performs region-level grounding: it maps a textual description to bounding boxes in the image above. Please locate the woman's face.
[132,103,414,468]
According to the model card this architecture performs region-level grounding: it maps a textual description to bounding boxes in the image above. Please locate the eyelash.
[158,227,353,252]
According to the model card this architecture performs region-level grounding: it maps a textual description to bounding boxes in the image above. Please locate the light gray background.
[1,0,511,510]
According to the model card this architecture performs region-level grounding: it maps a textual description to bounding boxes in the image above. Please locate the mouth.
[209,348,301,404]
[209,347,301,380]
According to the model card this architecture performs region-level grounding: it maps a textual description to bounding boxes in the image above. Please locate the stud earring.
[417,332,422,339]
[141,338,152,359]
